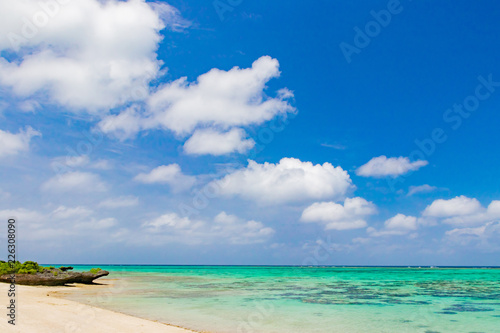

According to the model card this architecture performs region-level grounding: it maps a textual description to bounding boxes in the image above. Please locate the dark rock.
[0,269,109,286]
[59,266,74,272]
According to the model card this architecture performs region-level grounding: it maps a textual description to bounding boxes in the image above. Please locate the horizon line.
[40,264,500,268]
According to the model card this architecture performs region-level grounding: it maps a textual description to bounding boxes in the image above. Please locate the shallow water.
[64,266,500,332]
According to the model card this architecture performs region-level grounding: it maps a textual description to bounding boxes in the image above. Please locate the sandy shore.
[0,281,197,333]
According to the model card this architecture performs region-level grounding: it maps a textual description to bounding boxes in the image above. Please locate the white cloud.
[148,2,191,32]
[356,156,428,178]
[212,212,275,244]
[321,143,347,150]
[183,128,255,156]
[142,211,274,245]
[407,184,437,196]
[99,196,139,209]
[97,106,143,140]
[0,208,43,225]
[0,206,120,244]
[487,200,500,216]
[98,56,295,155]
[51,156,114,174]
[422,196,483,218]
[18,100,40,112]
[368,214,419,237]
[0,126,40,157]
[300,197,377,230]
[445,222,500,252]
[134,164,195,191]
[371,197,500,246]
[41,171,107,192]
[51,206,93,219]
[75,217,117,230]
[362,196,500,250]
[145,56,295,135]
[384,214,418,230]
[214,158,353,204]
[51,155,90,169]
[91,159,113,170]
[145,213,199,230]
[446,224,489,239]
[213,211,239,224]
[0,2,292,158]
[0,0,187,111]
[434,200,500,227]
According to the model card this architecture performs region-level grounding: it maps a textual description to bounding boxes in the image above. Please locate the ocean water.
[63,266,500,333]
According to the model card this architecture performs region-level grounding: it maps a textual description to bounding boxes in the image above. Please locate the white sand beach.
[0,282,196,333]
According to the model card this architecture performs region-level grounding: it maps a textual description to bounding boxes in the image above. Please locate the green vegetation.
[0,261,102,276]
[89,268,102,274]
[0,261,46,275]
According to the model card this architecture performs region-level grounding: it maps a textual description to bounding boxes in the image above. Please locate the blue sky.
[1,0,500,265]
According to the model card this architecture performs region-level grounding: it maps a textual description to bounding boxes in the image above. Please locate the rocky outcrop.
[59,266,74,272]
[0,269,109,286]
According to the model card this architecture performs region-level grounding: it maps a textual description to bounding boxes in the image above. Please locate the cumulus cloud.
[183,128,255,156]
[98,56,295,155]
[0,126,40,157]
[372,197,500,246]
[385,214,418,230]
[41,171,107,192]
[145,56,295,135]
[0,0,187,111]
[356,156,428,178]
[445,222,500,252]
[367,214,418,237]
[97,106,143,140]
[145,213,198,230]
[0,1,292,157]
[214,158,353,204]
[1,206,120,243]
[488,200,500,216]
[300,197,377,230]
[363,196,500,251]
[134,164,195,191]
[431,199,500,227]
[422,196,483,218]
[446,224,490,240]
[99,196,139,209]
[407,184,437,196]
[142,211,274,245]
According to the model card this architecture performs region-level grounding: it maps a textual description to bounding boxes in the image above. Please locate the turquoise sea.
[63,266,500,333]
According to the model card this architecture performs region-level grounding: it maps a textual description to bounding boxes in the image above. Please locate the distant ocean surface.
[62,266,500,333]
